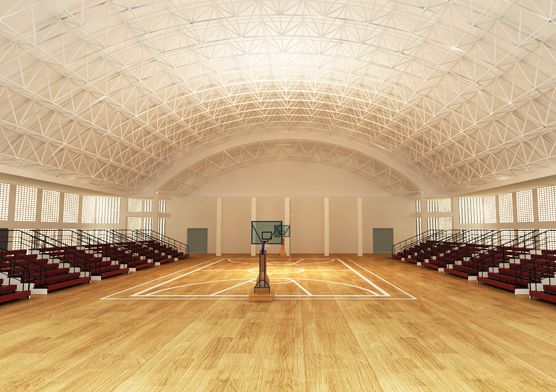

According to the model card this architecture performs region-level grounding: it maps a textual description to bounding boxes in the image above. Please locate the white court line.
[293,278,378,295]
[336,259,390,296]
[132,259,224,296]
[291,258,304,265]
[101,257,416,301]
[101,296,417,301]
[145,278,251,296]
[100,258,220,300]
[211,279,254,296]
[346,258,417,300]
[291,279,312,296]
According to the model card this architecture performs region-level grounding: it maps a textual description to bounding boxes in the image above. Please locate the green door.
[373,228,394,254]
[187,228,208,254]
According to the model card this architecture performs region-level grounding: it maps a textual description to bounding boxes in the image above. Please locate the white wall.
[330,197,358,253]
[291,197,325,254]
[362,196,415,254]
[167,197,217,252]
[189,161,390,197]
[166,195,413,254]
[222,198,250,253]
[165,160,415,254]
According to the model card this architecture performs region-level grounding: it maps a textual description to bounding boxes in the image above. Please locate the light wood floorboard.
[0,254,555,391]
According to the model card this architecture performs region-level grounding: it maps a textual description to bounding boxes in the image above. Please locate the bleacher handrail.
[131,230,189,256]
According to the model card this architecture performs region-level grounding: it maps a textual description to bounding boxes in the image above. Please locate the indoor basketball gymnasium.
[0,1,555,391]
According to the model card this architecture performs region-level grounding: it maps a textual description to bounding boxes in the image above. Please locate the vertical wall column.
[216,197,222,256]
[512,192,519,232]
[324,197,330,257]
[532,189,540,226]
[357,197,363,256]
[35,189,43,223]
[284,197,291,256]
[451,197,459,229]
[152,194,160,232]
[251,197,256,256]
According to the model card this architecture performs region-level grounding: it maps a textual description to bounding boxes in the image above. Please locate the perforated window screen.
[127,216,141,230]
[63,193,79,223]
[498,193,514,223]
[41,189,60,222]
[538,186,556,222]
[0,183,9,221]
[128,198,142,213]
[483,196,497,224]
[82,196,95,224]
[516,190,533,223]
[14,186,37,222]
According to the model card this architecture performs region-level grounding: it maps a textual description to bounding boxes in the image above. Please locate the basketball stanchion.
[248,221,283,302]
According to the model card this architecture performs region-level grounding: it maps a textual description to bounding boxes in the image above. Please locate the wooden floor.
[1,254,555,391]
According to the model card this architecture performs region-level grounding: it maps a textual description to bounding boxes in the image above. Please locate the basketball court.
[1,1,556,391]
[101,257,416,301]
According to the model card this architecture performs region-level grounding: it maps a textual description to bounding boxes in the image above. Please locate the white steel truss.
[161,140,420,195]
[0,0,555,194]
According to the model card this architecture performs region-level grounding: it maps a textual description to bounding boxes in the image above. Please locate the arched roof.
[0,1,555,194]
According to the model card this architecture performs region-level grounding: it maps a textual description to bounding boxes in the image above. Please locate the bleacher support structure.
[392,229,556,305]
[0,229,189,305]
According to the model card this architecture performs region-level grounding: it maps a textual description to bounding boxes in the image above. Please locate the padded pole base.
[249,288,275,302]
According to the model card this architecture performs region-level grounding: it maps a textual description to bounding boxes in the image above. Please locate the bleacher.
[392,229,556,306]
[0,229,189,305]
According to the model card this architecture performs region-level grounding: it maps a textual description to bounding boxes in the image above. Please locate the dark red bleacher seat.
[0,278,31,304]
[530,285,556,304]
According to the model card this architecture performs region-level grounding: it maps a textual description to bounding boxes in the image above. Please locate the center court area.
[102,257,416,301]
[1,255,555,391]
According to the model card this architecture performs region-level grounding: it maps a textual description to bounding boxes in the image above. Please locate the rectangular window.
[96,197,120,224]
[160,200,168,214]
[483,196,497,224]
[538,186,556,222]
[82,196,120,224]
[498,193,514,223]
[427,217,438,231]
[143,217,152,231]
[427,199,451,213]
[415,217,421,235]
[0,183,9,221]
[143,200,153,213]
[516,189,533,223]
[543,231,556,250]
[438,216,452,230]
[459,197,484,224]
[12,229,32,250]
[500,230,516,244]
[127,216,142,230]
[41,189,60,222]
[426,200,437,213]
[429,216,452,230]
[82,196,95,224]
[63,193,79,223]
[158,217,166,236]
[14,185,37,222]
[128,198,142,213]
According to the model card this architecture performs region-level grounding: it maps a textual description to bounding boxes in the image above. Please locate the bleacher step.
[0,290,31,304]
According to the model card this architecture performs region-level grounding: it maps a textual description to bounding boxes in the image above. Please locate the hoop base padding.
[249,289,275,302]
